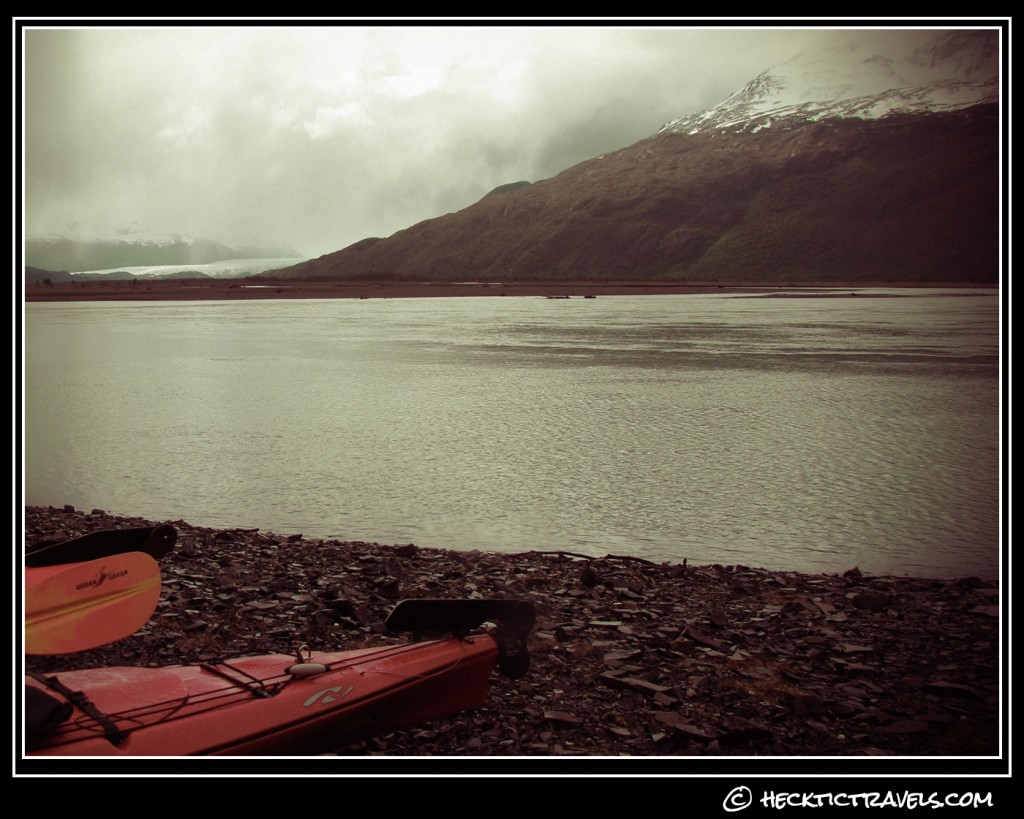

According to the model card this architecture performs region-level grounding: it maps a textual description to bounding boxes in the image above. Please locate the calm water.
[23,290,1001,580]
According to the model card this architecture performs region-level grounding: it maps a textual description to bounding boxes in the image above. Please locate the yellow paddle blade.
[26,551,162,655]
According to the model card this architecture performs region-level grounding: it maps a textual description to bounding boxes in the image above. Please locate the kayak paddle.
[26,524,177,568]
[25,551,162,655]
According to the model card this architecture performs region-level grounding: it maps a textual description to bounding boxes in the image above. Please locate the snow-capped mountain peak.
[660,30,999,136]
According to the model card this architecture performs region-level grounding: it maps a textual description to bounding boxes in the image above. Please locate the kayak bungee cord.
[26,637,486,750]
[26,599,535,754]
[27,669,129,746]
[199,660,281,698]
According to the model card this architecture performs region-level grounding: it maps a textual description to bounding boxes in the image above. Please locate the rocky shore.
[23,505,1002,760]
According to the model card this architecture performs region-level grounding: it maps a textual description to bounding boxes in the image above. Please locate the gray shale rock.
[23,505,1000,757]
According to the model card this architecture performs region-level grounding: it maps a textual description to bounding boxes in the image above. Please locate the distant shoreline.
[22,279,992,303]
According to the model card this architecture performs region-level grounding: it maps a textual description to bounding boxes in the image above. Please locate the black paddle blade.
[385,598,536,679]
[25,524,178,568]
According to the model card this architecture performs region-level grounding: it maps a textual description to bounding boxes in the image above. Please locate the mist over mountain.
[261,31,999,285]
[25,233,303,275]
[660,30,997,136]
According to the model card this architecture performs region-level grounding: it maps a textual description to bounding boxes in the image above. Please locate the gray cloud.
[22,24,957,258]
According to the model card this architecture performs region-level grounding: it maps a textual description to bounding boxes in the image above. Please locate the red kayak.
[25,599,534,756]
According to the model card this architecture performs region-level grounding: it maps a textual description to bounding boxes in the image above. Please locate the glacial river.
[23,289,1001,580]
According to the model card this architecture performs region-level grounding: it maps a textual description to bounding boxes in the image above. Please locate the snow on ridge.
[659,31,999,137]
[67,258,312,278]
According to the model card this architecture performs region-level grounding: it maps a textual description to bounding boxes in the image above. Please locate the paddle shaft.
[26,524,177,568]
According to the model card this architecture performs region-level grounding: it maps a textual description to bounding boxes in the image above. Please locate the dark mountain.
[262,105,996,285]
[261,32,999,285]
[25,266,73,284]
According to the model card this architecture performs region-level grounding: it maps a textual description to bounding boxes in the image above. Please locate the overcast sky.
[21,23,961,258]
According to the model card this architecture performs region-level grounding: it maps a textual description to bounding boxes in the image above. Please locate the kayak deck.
[26,636,499,756]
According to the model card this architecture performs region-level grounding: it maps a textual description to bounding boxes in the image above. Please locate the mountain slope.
[264,105,997,284]
[261,32,1000,285]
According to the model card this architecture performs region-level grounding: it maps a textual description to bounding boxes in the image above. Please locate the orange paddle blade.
[26,552,162,655]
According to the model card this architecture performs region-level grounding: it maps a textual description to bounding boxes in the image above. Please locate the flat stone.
[923,681,980,698]
[653,712,720,739]
[598,673,672,695]
[23,504,1000,759]
[543,710,584,724]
